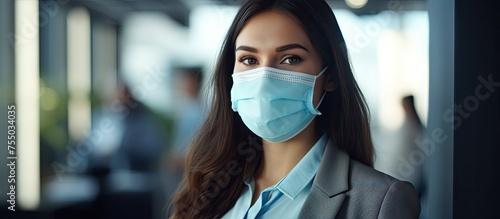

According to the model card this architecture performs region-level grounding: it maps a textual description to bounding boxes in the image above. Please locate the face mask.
[230,66,328,142]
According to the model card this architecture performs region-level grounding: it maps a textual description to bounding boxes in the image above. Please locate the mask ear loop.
[313,92,326,115]
[316,66,328,78]
[311,66,329,115]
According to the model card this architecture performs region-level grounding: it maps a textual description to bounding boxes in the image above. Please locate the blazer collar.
[299,138,350,218]
[315,138,350,196]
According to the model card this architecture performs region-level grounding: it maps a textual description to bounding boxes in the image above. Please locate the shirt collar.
[243,133,328,199]
[274,133,328,200]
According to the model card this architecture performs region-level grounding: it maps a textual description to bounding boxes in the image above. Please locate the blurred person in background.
[89,79,166,172]
[113,81,166,172]
[164,67,206,200]
[376,95,425,195]
[398,95,425,193]
[42,77,168,219]
[169,66,206,170]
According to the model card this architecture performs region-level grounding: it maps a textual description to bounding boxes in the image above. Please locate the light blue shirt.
[221,133,328,219]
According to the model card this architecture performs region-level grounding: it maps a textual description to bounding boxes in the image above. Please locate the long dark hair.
[170,0,373,218]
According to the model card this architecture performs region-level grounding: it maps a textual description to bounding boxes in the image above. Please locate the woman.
[170,0,420,218]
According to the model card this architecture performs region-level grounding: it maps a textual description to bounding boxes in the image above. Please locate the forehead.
[235,10,312,48]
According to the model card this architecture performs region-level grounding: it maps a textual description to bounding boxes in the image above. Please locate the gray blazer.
[298,139,420,218]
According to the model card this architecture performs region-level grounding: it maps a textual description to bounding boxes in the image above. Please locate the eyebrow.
[235,43,310,53]
[276,44,309,52]
[235,45,257,53]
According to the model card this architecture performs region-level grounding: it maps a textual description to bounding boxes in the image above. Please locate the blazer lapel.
[299,139,350,218]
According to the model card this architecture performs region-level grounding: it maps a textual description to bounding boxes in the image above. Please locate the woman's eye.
[239,57,258,66]
[282,56,303,65]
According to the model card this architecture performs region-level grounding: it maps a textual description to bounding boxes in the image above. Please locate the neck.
[254,121,320,185]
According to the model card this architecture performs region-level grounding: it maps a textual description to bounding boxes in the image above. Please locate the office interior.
[0,0,498,218]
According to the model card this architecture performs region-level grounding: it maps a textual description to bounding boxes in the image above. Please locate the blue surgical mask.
[231,66,328,142]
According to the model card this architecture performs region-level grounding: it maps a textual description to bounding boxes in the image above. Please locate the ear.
[323,69,337,92]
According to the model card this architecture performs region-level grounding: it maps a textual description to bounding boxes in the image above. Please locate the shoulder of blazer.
[339,159,420,218]
[299,138,420,218]
[314,137,417,196]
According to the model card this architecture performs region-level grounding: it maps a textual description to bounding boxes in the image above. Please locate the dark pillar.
[454,0,500,218]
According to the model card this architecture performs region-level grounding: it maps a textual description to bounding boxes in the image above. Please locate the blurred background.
[0,0,499,219]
